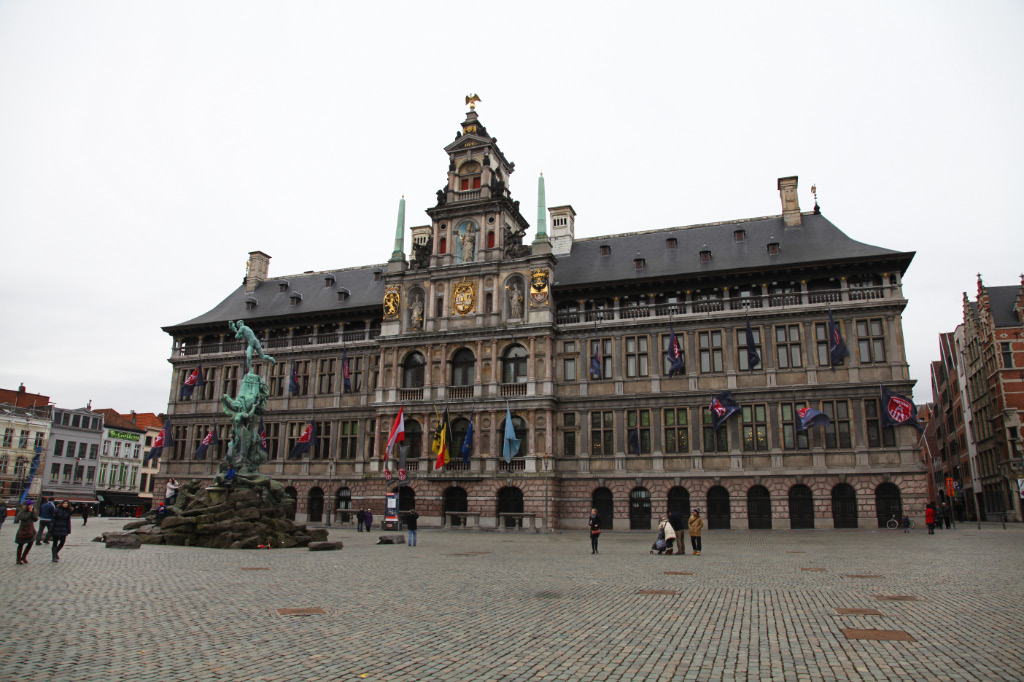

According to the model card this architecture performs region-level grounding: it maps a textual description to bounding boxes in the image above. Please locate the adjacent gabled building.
[43,405,104,507]
[0,385,52,502]
[159,107,927,530]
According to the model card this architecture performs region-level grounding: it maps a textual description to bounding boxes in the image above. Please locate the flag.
[434,408,451,470]
[461,410,475,464]
[880,386,924,433]
[384,407,405,462]
[627,396,641,455]
[288,362,300,396]
[180,364,205,399]
[796,407,830,431]
[194,427,219,460]
[827,309,850,365]
[145,419,173,464]
[589,340,602,379]
[257,417,268,453]
[18,446,43,504]
[745,314,760,370]
[342,348,352,393]
[398,445,408,481]
[289,422,316,459]
[666,327,685,377]
[709,392,740,432]
[502,403,521,463]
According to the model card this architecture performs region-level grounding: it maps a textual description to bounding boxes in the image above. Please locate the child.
[901,512,911,533]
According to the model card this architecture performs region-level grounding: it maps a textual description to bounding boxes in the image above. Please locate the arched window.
[450,418,470,459]
[592,487,614,530]
[444,486,468,526]
[502,344,528,384]
[498,415,527,458]
[788,484,814,529]
[451,349,475,386]
[398,486,415,514]
[404,419,423,459]
[667,486,690,519]
[402,352,426,388]
[875,482,902,527]
[831,483,858,529]
[497,486,524,528]
[308,487,324,523]
[629,487,651,530]
[747,485,771,530]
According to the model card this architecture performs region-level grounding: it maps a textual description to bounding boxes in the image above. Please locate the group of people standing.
[355,508,374,533]
[924,501,954,534]
[588,508,704,555]
[10,497,74,564]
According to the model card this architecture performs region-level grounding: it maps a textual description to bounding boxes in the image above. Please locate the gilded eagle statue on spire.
[465,93,481,110]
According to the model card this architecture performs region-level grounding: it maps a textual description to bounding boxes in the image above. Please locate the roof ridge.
[573,214,789,243]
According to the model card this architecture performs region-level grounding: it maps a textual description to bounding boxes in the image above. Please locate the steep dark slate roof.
[985,286,1022,328]
[553,213,913,289]
[165,265,387,332]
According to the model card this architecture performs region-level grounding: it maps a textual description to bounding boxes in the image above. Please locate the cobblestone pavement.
[1,519,1022,682]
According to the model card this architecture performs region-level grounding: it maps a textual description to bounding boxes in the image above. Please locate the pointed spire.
[390,196,406,262]
[534,172,548,243]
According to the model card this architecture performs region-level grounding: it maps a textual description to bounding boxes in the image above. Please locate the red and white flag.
[384,406,405,462]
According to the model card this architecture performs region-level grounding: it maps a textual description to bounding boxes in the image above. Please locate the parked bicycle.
[886,514,914,530]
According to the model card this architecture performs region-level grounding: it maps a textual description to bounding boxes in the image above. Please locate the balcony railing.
[453,189,482,202]
[399,388,424,402]
[177,328,380,357]
[444,460,470,472]
[500,383,527,397]
[448,386,473,400]
[498,458,525,471]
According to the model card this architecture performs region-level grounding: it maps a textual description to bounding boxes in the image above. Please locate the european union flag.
[745,315,760,370]
[461,410,474,464]
[709,392,740,432]
[666,327,685,377]
[289,422,316,459]
[828,309,850,366]
[288,362,300,396]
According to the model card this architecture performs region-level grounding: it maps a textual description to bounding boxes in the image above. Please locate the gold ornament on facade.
[383,284,401,319]
[465,93,481,110]
[452,278,477,316]
[530,268,550,306]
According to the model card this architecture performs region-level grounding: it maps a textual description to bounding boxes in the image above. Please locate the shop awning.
[96,492,148,506]
[42,491,97,503]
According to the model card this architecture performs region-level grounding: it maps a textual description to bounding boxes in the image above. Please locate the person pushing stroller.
[651,516,676,555]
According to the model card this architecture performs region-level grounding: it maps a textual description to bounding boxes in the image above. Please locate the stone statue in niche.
[460,225,477,263]
[410,294,424,330]
[411,236,433,270]
[507,281,524,319]
[502,225,531,259]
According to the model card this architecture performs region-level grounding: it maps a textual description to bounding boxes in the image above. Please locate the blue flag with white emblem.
[502,403,521,463]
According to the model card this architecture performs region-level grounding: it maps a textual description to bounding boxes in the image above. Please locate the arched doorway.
[875,482,902,527]
[398,486,415,514]
[284,486,298,520]
[308,487,324,523]
[444,486,468,526]
[831,483,858,528]
[592,487,614,530]
[336,487,352,524]
[707,486,731,530]
[667,486,690,520]
[788,484,815,529]
[629,487,651,530]
[747,485,772,529]
[497,486,524,528]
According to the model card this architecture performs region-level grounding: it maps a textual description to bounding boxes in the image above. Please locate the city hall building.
[160,107,926,531]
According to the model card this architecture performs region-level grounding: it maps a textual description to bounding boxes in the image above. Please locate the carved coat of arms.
[452,278,476,316]
[383,284,401,319]
[530,268,549,305]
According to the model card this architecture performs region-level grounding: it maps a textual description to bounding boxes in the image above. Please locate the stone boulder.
[376,535,406,545]
[103,532,141,550]
[308,541,343,551]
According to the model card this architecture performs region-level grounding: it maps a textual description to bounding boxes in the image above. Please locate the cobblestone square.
[2,520,1022,681]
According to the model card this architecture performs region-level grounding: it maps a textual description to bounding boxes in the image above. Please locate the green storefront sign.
[108,429,141,442]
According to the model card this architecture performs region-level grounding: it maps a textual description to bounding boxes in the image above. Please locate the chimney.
[245,251,271,293]
[18,383,25,393]
[130,410,137,424]
[549,205,576,256]
[777,176,801,226]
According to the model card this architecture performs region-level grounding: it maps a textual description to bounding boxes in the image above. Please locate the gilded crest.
[383,284,401,319]
[529,268,549,305]
[452,278,476,316]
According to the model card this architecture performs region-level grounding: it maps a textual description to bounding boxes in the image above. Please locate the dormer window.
[600,245,611,256]
[278,281,289,293]
[700,250,712,263]
[245,298,258,311]
[324,275,336,288]
[289,292,303,306]
[634,258,646,270]
[666,238,677,249]
[337,289,350,302]
[767,242,780,255]
[734,230,746,242]
[373,270,382,282]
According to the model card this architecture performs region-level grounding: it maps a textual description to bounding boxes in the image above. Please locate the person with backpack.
[35,497,55,545]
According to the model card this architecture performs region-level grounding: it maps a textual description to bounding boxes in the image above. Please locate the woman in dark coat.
[49,500,73,562]
[15,501,38,564]
[588,508,602,554]
[364,509,373,533]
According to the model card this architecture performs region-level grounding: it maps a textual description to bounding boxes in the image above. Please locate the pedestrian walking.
[941,501,952,529]
[15,500,38,564]
[165,478,180,506]
[364,508,373,533]
[925,503,936,534]
[0,499,8,533]
[688,508,703,555]
[35,497,55,545]
[588,508,602,554]
[668,509,686,555]
[49,500,72,562]
[356,508,366,532]
[405,508,420,547]
[81,504,90,526]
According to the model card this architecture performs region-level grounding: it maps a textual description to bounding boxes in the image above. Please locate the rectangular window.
[117,463,127,486]
[856,318,886,364]
[589,411,614,456]
[86,466,95,483]
[18,430,29,448]
[140,472,148,491]
[741,404,769,451]
[192,426,209,460]
[222,365,239,398]
[113,442,122,457]
[814,323,830,366]
[50,463,61,481]
[317,358,336,394]
[702,407,728,452]
[2,428,11,447]
[624,336,649,378]
[737,327,763,371]
[626,409,651,453]
[563,357,577,382]
[103,441,110,456]
[366,419,376,460]
[72,414,81,428]
[821,400,852,449]
[663,408,690,454]
[173,426,188,460]
[780,402,810,450]
[129,467,138,488]
[34,433,44,450]
[265,422,281,460]
[338,421,359,459]
[66,441,77,457]
[287,422,309,459]
[88,443,98,459]
[269,362,287,397]
[774,324,803,369]
[73,463,83,483]
[698,330,724,373]
[200,366,217,401]
[98,463,107,484]
[78,442,88,459]
[62,464,73,483]
[660,332,687,376]
[562,413,577,456]
[347,355,363,392]
[296,360,312,395]
[54,439,65,458]
[1001,342,1013,368]
[589,338,613,380]
[864,399,896,448]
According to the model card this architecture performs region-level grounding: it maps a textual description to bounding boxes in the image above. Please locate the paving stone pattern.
[1,520,1022,681]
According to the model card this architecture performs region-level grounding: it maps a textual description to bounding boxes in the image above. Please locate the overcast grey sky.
[1,1,1021,412]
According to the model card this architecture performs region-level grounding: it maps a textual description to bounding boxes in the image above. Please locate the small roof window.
[373,270,383,282]
[289,292,303,306]
[324,274,336,288]
[767,242,780,255]
[245,298,258,311]
[337,288,351,302]
[278,280,289,293]
[599,245,611,256]
[734,230,746,242]
[699,250,712,263]
[666,238,677,249]
[634,258,646,270]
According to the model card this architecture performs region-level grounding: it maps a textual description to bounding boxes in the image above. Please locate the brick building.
[159,107,927,530]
